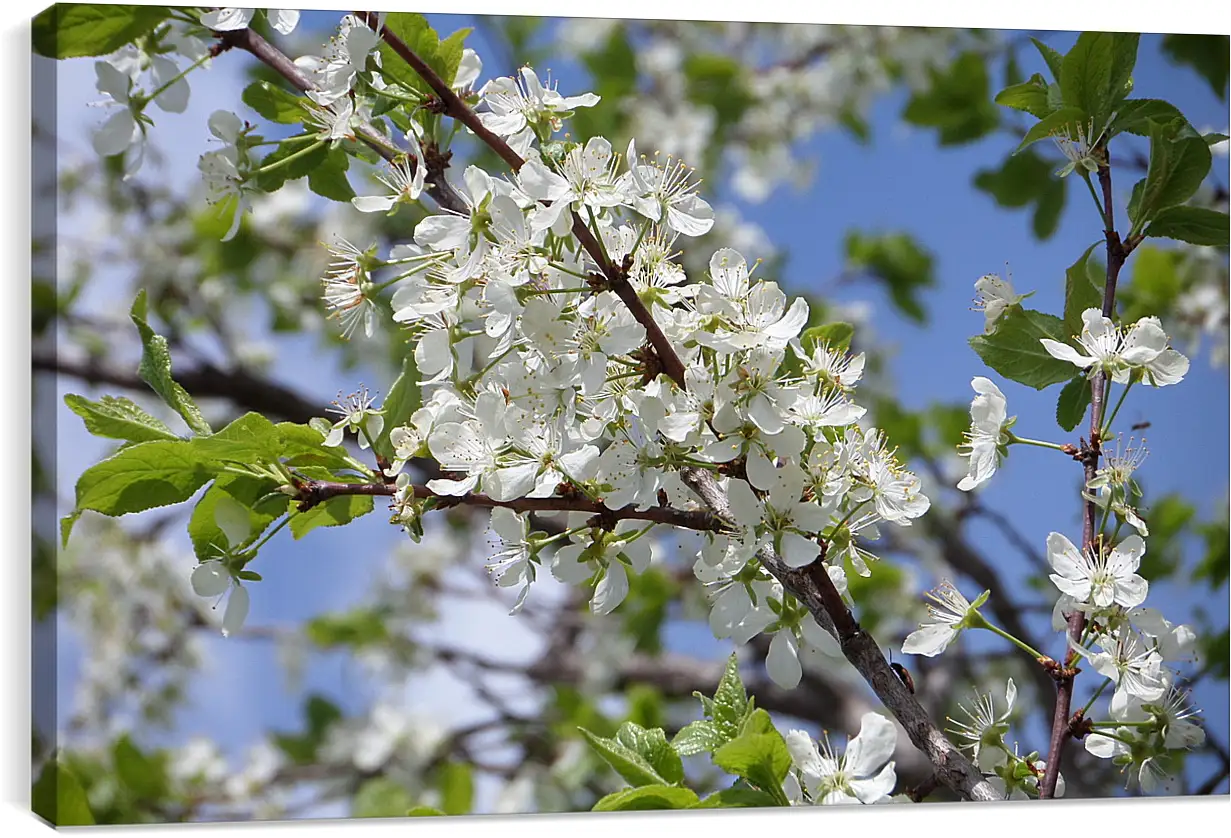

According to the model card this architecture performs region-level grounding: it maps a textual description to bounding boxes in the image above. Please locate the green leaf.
[1031,37,1065,81]
[1161,34,1229,101]
[308,146,355,202]
[1145,206,1230,247]
[129,291,212,436]
[1064,242,1105,335]
[276,422,357,470]
[614,722,684,785]
[1137,119,1213,224]
[188,474,285,560]
[683,53,756,135]
[407,806,446,816]
[190,412,284,464]
[242,80,306,124]
[32,759,95,826]
[710,652,750,741]
[114,735,167,798]
[1060,32,1116,123]
[64,393,179,444]
[1014,106,1086,153]
[593,785,699,812]
[902,52,999,146]
[255,139,328,193]
[843,231,935,323]
[373,353,421,460]
[800,322,855,354]
[1109,99,1184,138]
[968,307,1077,390]
[578,727,666,788]
[273,694,344,765]
[290,491,374,539]
[33,4,170,58]
[352,778,415,818]
[671,720,726,757]
[70,440,215,529]
[712,718,792,806]
[994,74,1053,119]
[1108,34,1141,108]
[377,13,465,96]
[305,608,392,648]
[438,762,473,815]
[1055,376,1092,432]
[693,787,783,808]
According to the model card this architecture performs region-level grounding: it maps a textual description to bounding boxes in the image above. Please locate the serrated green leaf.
[377,13,464,96]
[72,440,215,523]
[32,759,95,826]
[994,74,1053,119]
[693,787,783,808]
[593,785,700,811]
[1138,120,1213,224]
[712,722,792,806]
[308,146,355,201]
[710,653,749,741]
[1056,376,1092,432]
[1109,99,1184,139]
[1064,242,1105,335]
[33,4,170,58]
[242,80,306,124]
[614,722,683,785]
[1145,206,1230,247]
[290,491,374,539]
[1031,37,1065,81]
[578,727,665,788]
[1014,106,1086,153]
[1060,32,1116,122]
[129,291,212,436]
[190,412,284,464]
[671,720,726,756]
[64,393,179,443]
[255,139,328,193]
[968,307,1077,390]
[276,422,356,470]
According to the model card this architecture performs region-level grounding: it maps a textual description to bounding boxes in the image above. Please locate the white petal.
[213,496,252,546]
[268,9,300,34]
[191,562,230,597]
[901,624,956,657]
[351,194,398,213]
[221,585,250,637]
[591,561,629,615]
[767,630,802,689]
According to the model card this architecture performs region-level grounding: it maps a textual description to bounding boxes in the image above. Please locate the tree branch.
[356,11,688,387]
[294,479,723,532]
[680,467,1002,802]
[214,25,466,214]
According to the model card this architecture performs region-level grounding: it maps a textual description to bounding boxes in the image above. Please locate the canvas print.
[30,4,1230,824]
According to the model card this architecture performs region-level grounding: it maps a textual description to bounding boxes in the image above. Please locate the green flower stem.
[250,139,327,176]
[1101,380,1135,437]
[586,205,613,267]
[249,515,291,553]
[141,52,212,106]
[971,612,1047,660]
[1007,432,1067,452]
[1081,678,1113,716]
[1079,171,1107,224]
[547,262,594,281]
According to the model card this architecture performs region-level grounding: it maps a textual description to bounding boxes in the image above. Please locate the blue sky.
[47,13,1228,805]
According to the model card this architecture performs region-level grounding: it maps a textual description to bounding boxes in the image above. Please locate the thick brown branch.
[296,479,722,532]
[358,11,688,388]
[680,467,1002,802]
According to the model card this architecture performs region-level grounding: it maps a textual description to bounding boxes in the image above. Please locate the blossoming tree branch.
[42,7,1226,810]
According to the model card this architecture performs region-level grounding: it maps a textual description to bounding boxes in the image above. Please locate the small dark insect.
[1131,421,1152,431]
[890,662,916,694]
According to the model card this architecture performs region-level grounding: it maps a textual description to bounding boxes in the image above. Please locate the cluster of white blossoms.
[221,16,934,692]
